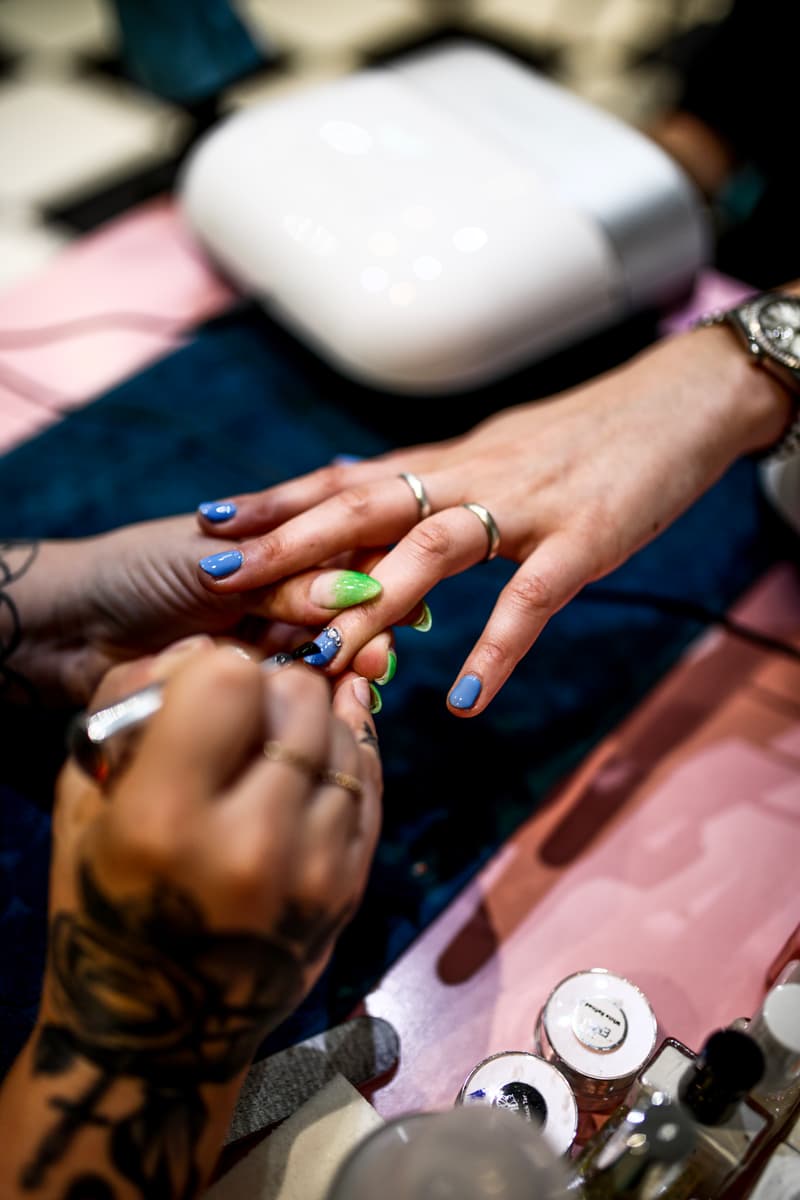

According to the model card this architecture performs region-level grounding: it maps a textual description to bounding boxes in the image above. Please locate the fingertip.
[197,499,238,524]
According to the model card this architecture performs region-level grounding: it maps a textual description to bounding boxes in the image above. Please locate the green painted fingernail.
[310,569,383,610]
[375,648,397,687]
[369,682,383,714]
[411,602,432,632]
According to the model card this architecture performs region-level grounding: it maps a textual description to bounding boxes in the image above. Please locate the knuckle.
[316,463,351,493]
[506,570,554,616]
[405,518,453,565]
[335,485,374,523]
[478,637,511,669]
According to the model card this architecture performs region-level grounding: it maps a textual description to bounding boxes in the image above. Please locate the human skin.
[194,313,795,715]
[0,643,382,1199]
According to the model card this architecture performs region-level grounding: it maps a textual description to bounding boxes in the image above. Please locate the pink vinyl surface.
[362,564,800,1118]
[0,197,235,454]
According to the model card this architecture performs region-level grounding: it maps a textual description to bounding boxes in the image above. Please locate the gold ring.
[319,768,363,798]
[398,472,432,521]
[263,739,321,780]
[263,740,363,798]
[462,503,501,561]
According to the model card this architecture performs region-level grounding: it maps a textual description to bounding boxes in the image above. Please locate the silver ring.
[398,472,431,521]
[462,503,501,561]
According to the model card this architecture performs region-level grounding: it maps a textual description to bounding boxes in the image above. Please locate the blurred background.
[0,0,733,294]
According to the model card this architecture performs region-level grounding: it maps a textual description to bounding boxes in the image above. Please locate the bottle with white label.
[535,968,659,1117]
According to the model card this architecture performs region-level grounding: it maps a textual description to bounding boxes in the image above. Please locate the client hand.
[195,322,791,715]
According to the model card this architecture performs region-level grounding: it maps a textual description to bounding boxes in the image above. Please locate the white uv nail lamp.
[179,38,710,394]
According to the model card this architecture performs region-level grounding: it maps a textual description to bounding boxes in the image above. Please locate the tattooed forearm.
[21,864,343,1200]
[0,540,40,704]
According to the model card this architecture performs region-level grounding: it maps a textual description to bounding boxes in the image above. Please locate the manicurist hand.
[195,321,793,716]
[1,512,391,708]
[0,639,382,1200]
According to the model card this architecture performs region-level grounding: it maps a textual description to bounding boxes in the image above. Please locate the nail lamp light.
[179,38,710,394]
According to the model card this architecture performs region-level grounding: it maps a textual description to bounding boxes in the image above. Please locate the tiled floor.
[0,0,730,294]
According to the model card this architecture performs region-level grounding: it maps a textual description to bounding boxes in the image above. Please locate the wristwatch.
[695,291,800,459]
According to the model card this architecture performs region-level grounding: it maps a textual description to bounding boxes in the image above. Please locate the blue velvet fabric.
[0,304,793,1075]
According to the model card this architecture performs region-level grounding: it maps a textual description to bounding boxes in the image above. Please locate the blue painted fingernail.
[331,453,363,466]
[302,626,343,667]
[198,500,237,522]
[198,549,244,578]
[448,673,482,710]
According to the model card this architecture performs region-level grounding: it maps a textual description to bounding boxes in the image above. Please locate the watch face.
[747,295,800,370]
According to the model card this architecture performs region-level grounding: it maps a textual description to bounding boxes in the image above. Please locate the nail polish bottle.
[714,962,800,1198]
[575,1028,769,1199]
[534,968,659,1118]
[326,1106,571,1200]
[745,960,800,1116]
[572,1089,696,1199]
[455,1050,579,1158]
[737,1107,800,1200]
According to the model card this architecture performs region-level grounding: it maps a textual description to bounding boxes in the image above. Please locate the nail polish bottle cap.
[328,1107,571,1200]
[748,963,800,1094]
[678,1029,765,1126]
[534,968,659,1111]
[455,1050,579,1157]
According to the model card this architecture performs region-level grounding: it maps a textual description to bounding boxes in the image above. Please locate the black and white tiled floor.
[0,0,730,294]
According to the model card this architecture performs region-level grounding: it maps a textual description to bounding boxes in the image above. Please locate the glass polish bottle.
[573,1090,695,1199]
[574,1029,768,1200]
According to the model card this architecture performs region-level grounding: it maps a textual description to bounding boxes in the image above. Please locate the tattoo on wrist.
[23,863,347,1199]
[0,540,40,705]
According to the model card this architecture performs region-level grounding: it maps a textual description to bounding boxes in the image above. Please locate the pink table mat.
[0,197,235,454]
[362,564,800,1119]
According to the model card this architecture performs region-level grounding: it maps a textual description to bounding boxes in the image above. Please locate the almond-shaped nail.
[411,602,432,632]
[375,648,397,687]
[198,500,237,522]
[309,569,382,610]
[303,627,343,667]
[368,682,383,714]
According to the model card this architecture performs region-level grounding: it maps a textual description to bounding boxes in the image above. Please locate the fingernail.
[449,673,482,710]
[309,569,382,610]
[331,453,363,466]
[198,548,244,578]
[303,627,343,667]
[369,682,383,714]
[411,602,432,632]
[375,648,397,687]
[353,677,373,709]
[198,499,237,522]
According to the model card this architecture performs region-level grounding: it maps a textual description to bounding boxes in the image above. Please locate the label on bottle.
[572,998,628,1052]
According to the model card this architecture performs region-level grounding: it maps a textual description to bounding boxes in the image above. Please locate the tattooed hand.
[0,640,382,1200]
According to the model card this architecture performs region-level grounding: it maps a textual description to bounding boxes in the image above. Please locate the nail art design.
[375,648,397,687]
[310,569,382,610]
[449,673,482,710]
[198,549,244,579]
[264,642,321,669]
[198,500,237,522]
[303,627,343,667]
[368,683,383,714]
[411,602,433,633]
